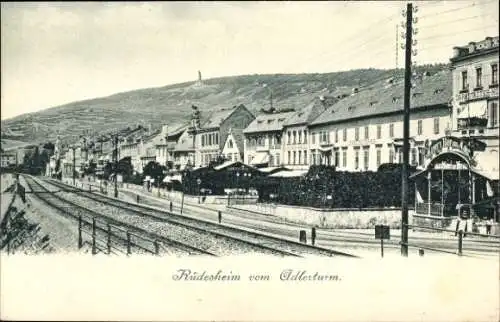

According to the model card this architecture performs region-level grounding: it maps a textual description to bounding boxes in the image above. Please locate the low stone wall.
[122,183,257,205]
[232,204,407,229]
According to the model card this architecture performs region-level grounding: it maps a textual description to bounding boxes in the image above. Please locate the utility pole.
[114,135,119,198]
[401,2,413,257]
[72,146,76,186]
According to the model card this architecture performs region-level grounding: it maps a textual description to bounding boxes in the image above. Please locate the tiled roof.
[284,96,336,126]
[309,70,452,127]
[243,111,295,134]
[201,108,238,129]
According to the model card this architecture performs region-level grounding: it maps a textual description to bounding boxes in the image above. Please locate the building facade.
[450,36,499,153]
[221,128,244,163]
[243,111,295,167]
[282,97,336,170]
[308,71,452,172]
[192,104,255,167]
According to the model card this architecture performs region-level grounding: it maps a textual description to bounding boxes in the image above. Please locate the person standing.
[486,218,492,235]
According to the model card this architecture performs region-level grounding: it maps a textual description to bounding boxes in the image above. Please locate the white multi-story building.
[243,111,295,167]
[308,71,452,172]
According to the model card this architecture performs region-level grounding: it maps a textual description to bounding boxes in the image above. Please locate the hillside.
[0,64,448,146]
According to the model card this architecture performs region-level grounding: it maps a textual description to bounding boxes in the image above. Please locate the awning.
[258,166,289,174]
[269,170,308,178]
[163,174,182,183]
[457,101,487,119]
[318,146,333,152]
[473,150,499,180]
[214,161,240,171]
[250,153,269,165]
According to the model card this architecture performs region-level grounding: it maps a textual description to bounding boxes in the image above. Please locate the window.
[287,131,291,144]
[234,153,238,162]
[208,134,212,146]
[355,128,359,141]
[293,131,297,144]
[298,131,302,144]
[476,67,482,88]
[343,128,347,141]
[363,149,369,170]
[492,64,498,85]
[335,130,339,143]
[389,148,394,163]
[490,102,499,128]
[293,151,297,165]
[389,124,394,138]
[228,139,233,149]
[320,131,329,144]
[433,118,440,134]
[298,151,302,164]
[417,120,423,135]
[364,126,369,139]
[461,70,468,90]
[342,150,347,167]
[201,135,205,147]
[276,153,280,166]
[275,135,281,145]
[304,131,308,144]
[334,150,340,167]
[311,132,316,144]
[304,151,308,165]
[288,151,291,164]
[269,154,274,166]
[377,125,381,139]
[354,150,359,169]
[376,149,381,168]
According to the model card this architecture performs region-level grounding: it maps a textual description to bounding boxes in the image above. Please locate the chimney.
[351,87,359,95]
[162,124,169,138]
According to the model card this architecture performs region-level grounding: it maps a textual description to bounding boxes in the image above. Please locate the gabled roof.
[201,106,242,129]
[309,70,452,127]
[243,111,295,134]
[224,128,245,153]
[174,132,194,152]
[284,96,337,126]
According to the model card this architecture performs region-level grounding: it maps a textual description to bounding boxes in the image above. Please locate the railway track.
[42,177,357,257]
[23,176,215,256]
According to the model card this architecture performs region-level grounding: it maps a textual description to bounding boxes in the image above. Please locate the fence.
[77,215,161,255]
[402,222,500,257]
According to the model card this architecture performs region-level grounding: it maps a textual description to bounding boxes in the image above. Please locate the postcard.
[1,1,499,321]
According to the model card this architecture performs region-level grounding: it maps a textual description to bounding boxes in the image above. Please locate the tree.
[143,161,166,186]
[43,142,55,151]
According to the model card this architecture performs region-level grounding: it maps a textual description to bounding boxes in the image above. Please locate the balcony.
[455,86,498,103]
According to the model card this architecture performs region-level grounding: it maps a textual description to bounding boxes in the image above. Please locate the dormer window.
[412,92,423,98]
[369,101,378,107]
[434,88,444,94]
[257,120,263,124]
[348,105,356,111]
[267,119,274,124]
[392,97,401,103]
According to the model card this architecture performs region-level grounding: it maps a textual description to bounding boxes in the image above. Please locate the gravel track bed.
[91,192,343,256]
[57,191,284,256]
[49,180,343,256]
[24,177,195,256]
[38,179,285,256]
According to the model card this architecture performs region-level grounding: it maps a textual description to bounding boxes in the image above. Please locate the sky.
[1,1,498,120]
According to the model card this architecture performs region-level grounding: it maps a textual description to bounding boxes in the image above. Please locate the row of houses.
[54,36,498,185]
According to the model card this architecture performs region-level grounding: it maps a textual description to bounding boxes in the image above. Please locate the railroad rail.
[22,175,215,256]
[43,177,358,257]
